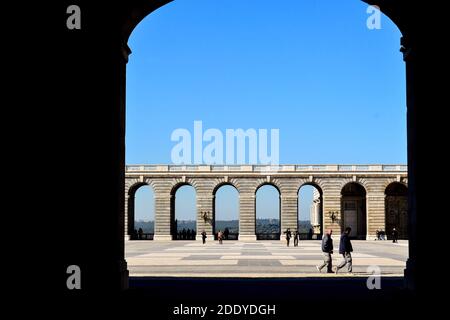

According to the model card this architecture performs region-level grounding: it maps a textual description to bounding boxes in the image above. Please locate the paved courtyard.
[126,240,408,277]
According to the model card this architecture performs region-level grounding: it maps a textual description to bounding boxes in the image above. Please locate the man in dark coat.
[335,227,353,274]
[316,229,333,273]
[392,227,399,243]
[293,229,300,247]
[285,228,292,247]
[201,230,207,244]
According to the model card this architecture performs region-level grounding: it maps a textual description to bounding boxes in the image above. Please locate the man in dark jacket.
[335,227,353,274]
[201,230,207,244]
[293,229,300,247]
[316,229,333,273]
[285,228,292,247]
[392,227,399,243]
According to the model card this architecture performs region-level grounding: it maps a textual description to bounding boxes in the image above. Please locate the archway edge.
[213,182,240,196]
[170,181,195,196]
[121,1,406,42]
[127,181,151,196]
[361,0,409,35]
[255,182,282,195]
[341,181,368,195]
[121,0,174,42]
[298,182,324,196]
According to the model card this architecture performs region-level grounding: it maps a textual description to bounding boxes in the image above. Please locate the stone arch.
[383,177,408,190]
[169,178,199,196]
[255,180,282,195]
[212,180,240,196]
[113,0,419,290]
[298,181,324,197]
[338,178,369,192]
[125,181,155,239]
[341,182,367,239]
[170,181,197,240]
[385,182,408,239]
[298,182,325,239]
[255,182,281,240]
[120,1,407,44]
[212,182,240,240]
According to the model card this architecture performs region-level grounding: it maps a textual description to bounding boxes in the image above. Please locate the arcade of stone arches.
[125,171,407,241]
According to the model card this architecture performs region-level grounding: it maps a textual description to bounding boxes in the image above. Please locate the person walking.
[293,229,300,247]
[201,230,207,244]
[138,228,143,240]
[335,227,353,274]
[285,228,292,247]
[316,229,333,273]
[392,227,399,243]
[218,230,224,244]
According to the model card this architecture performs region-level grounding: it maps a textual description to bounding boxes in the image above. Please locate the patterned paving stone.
[125,240,408,277]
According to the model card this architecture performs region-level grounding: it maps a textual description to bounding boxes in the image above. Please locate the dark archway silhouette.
[55,0,431,293]
[385,182,408,239]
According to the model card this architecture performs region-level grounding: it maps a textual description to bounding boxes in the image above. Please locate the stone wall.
[125,165,407,241]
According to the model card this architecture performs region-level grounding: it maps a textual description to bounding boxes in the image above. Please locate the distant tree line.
[134,219,312,234]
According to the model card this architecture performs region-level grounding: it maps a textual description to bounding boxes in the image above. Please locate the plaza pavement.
[125,240,408,277]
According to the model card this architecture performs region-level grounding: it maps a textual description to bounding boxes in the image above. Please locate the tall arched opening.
[385,182,408,240]
[341,182,367,239]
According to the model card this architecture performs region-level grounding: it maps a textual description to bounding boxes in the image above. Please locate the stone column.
[402,34,420,291]
[153,193,172,241]
[280,193,298,235]
[322,193,342,235]
[239,193,257,241]
[315,201,321,225]
[196,193,214,241]
[366,190,386,240]
[313,198,322,236]
[124,194,133,241]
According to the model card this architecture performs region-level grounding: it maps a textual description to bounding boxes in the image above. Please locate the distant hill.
[134,219,312,234]
[135,220,154,233]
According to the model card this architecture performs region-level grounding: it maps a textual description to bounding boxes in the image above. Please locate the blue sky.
[126,0,406,222]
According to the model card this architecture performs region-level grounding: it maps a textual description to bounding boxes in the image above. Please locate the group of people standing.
[284,228,300,247]
[177,228,196,240]
[375,227,399,242]
[200,228,230,244]
[284,228,316,247]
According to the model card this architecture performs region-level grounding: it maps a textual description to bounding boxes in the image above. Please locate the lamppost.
[329,211,339,224]
[201,210,210,223]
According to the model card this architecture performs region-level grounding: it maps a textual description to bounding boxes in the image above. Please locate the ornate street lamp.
[329,211,338,223]
[201,210,210,223]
